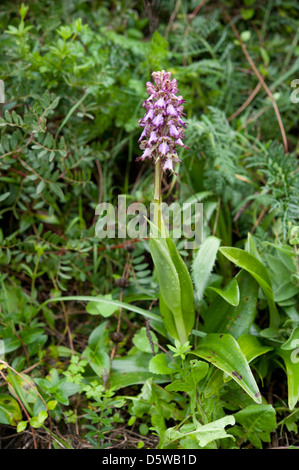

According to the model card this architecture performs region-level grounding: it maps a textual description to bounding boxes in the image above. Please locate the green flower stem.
[153,158,162,231]
[174,314,188,346]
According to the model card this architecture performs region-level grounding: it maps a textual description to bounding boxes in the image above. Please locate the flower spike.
[137,70,189,172]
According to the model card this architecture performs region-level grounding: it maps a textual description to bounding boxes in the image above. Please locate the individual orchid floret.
[163,158,174,173]
[148,131,158,144]
[137,70,189,173]
[153,113,164,127]
[155,97,166,108]
[169,124,180,138]
[166,104,177,116]
[159,141,169,155]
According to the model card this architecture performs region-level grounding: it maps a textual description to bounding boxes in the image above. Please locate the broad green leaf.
[109,352,169,389]
[159,292,179,340]
[241,8,254,20]
[276,245,297,272]
[82,345,110,377]
[34,369,80,406]
[277,347,299,410]
[84,320,110,376]
[273,282,299,303]
[149,236,188,344]
[47,400,57,411]
[206,278,240,306]
[192,333,262,404]
[33,396,48,416]
[219,247,280,328]
[148,237,181,318]
[266,254,294,280]
[203,270,259,338]
[231,404,276,449]
[164,415,235,448]
[204,368,226,399]
[88,321,108,349]
[0,79,5,103]
[30,410,48,428]
[281,327,299,351]
[86,294,118,317]
[39,296,163,323]
[7,372,37,414]
[165,360,209,392]
[263,242,296,259]
[0,394,22,425]
[247,233,262,261]
[237,334,273,362]
[149,353,174,375]
[279,409,299,434]
[259,327,281,341]
[192,236,221,302]
[165,235,195,337]
[39,295,207,339]
[111,352,152,374]
[133,327,158,353]
[204,335,272,398]
[17,421,28,433]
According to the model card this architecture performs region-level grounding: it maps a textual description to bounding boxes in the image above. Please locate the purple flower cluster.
[137,70,189,173]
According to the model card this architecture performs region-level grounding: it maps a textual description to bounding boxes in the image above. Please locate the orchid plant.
[136,71,265,408]
[137,70,195,346]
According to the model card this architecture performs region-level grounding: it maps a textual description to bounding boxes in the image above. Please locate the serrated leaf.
[232,405,276,449]
[192,236,221,302]
[164,416,235,448]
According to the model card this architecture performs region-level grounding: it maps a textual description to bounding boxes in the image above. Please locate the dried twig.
[92,159,103,225]
[250,205,268,234]
[228,82,262,122]
[224,10,288,153]
[165,0,181,39]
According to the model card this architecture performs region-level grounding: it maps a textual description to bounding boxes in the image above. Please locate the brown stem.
[224,10,288,153]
